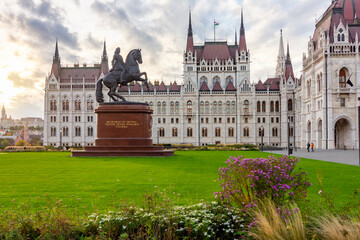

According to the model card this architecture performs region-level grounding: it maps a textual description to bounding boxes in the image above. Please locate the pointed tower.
[51,40,61,79]
[235,29,238,46]
[238,8,247,53]
[23,121,30,144]
[101,40,109,74]
[275,29,286,77]
[1,103,7,120]
[284,42,294,81]
[186,9,194,53]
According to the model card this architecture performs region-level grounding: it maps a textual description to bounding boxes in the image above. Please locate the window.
[219,118,222,123]
[228,127,234,137]
[187,128,193,137]
[339,68,347,88]
[163,118,166,123]
[243,127,249,137]
[202,127,208,137]
[201,118,204,124]
[176,118,179,124]
[88,127,94,137]
[159,127,165,137]
[271,117,274,123]
[213,101,217,114]
[206,118,209,124]
[75,116,81,122]
[262,101,266,112]
[289,127,294,137]
[63,116,69,122]
[62,97,69,111]
[288,99,293,111]
[87,116,94,122]
[307,80,311,97]
[62,127,68,137]
[227,118,230,123]
[275,101,280,112]
[270,101,274,112]
[187,100,192,114]
[272,127,278,137]
[50,116,56,122]
[231,101,235,114]
[232,117,235,123]
[214,118,217,123]
[50,127,56,137]
[244,100,249,113]
[87,99,94,111]
[149,102,153,110]
[170,101,174,114]
[276,117,279,123]
[74,97,81,111]
[245,117,248,123]
[205,101,210,114]
[50,97,57,111]
[257,101,261,112]
[263,117,265,123]
[175,101,180,114]
[75,127,81,137]
[200,101,204,114]
[162,101,166,114]
[171,118,174,124]
[257,118,261,123]
[215,127,221,137]
[158,118,161,124]
[226,101,230,114]
[188,118,191,123]
[340,98,345,107]
[218,101,222,114]
[157,101,161,114]
[172,128,178,137]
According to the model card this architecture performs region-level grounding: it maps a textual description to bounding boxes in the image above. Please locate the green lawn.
[0,151,358,213]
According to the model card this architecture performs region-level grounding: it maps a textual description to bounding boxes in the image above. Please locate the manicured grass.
[0,151,358,213]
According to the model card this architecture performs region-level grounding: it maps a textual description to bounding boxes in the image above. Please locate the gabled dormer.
[334,19,349,43]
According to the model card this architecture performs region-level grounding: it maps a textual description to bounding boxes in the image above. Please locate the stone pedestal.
[72,102,174,157]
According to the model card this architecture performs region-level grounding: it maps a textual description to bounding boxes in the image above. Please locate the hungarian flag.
[214,20,219,26]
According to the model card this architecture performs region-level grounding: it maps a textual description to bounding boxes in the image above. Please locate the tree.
[1,139,11,147]
[15,140,26,146]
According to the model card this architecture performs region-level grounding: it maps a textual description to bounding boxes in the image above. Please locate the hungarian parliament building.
[44,0,360,150]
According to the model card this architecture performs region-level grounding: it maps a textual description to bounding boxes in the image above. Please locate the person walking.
[311,142,314,152]
[307,142,310,152]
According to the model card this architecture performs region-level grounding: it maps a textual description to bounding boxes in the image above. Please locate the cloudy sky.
[0,0,331,119]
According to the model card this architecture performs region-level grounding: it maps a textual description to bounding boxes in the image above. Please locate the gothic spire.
[238,7,247,52]
[286,41,291,64]
[102,40,108,62]
[235,29,238,46]
[284,42,294,81]
[278,29,285,60]
[275,29,286,77]
[53,39,60,63]
[186,9,194,53]
[1,103,6,120]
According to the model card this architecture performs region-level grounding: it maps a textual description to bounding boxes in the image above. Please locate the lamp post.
[260,126,264,151]
[157,127,159,145]
[288,118,291,155]
[59,129,62,149]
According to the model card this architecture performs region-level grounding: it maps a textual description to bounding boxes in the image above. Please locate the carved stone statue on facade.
[96,48,149,103]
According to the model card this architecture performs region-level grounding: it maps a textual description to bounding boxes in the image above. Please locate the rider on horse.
[110,47,126,84]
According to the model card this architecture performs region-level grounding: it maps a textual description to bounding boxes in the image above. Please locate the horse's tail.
[96,78,104,103]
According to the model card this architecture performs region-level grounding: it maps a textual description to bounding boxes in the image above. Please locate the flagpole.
[214,19,215,41]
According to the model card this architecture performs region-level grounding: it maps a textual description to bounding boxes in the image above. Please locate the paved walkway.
[264,149,360,166]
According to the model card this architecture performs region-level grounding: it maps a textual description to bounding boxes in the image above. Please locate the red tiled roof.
[256,80,266,91]
[156,81,167,92]
[285,63,295,81]
[60,67,101,81]
[199,81,210,91]
[264,78,279,85]
[212,81,223,91]
[118,85,128,92]
[225,81,236,91]
[169,81,180,92]
[269,79,280,91]
[130,82,141,92]
[186,36,194,53]
[202,42,231,60]
[239,33,247,52]
[142,82,154,92]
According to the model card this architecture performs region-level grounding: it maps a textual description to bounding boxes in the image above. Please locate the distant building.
[43,0,360,149]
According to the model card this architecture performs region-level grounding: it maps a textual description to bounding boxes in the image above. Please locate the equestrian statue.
[96,47,149,103]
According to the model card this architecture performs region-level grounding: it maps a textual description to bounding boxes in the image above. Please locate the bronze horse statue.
[96,49,149,102]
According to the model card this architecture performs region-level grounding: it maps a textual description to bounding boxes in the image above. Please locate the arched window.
[307,80,311,97]
[270,101,274,112]
[62,127,68,137]
[342,34,345,42]
[87,98,94,111]
[172,127,178,137]
[244,100,249,113]
[218,101,223,114]
[339,68,347,88]
[87,127,94,137]
[187,127,193,137]
[213,101,217,114]
[157,101,161,114]
[200,76,207,85]
[288,99,293,111]
[225,76,233,85]
[228,127,234,137]
[212,76,220,87]
[50,96,57,111]
[202,127,208,137]
[62,96,69,111]
[215,127,221,137]
[175,101,179,114]
[200,101,204,114]
[289,127,294,137]
[205,101,210,114]
[338,34,341,42]
[187,100,192,114]
[243,127,249,137]
[272,127,278,137]
[231,101,235,114]
[162,101,166,114]
[50,127,56,137]
[262,101,266,112]
[149,102,153,110]
[159,127,165,137]
[170,101,174,114]
[275,101,280,112]
[226,101,231,114]
[75,127,81,137]
[257,101,261,113]
[74,97,81,111]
